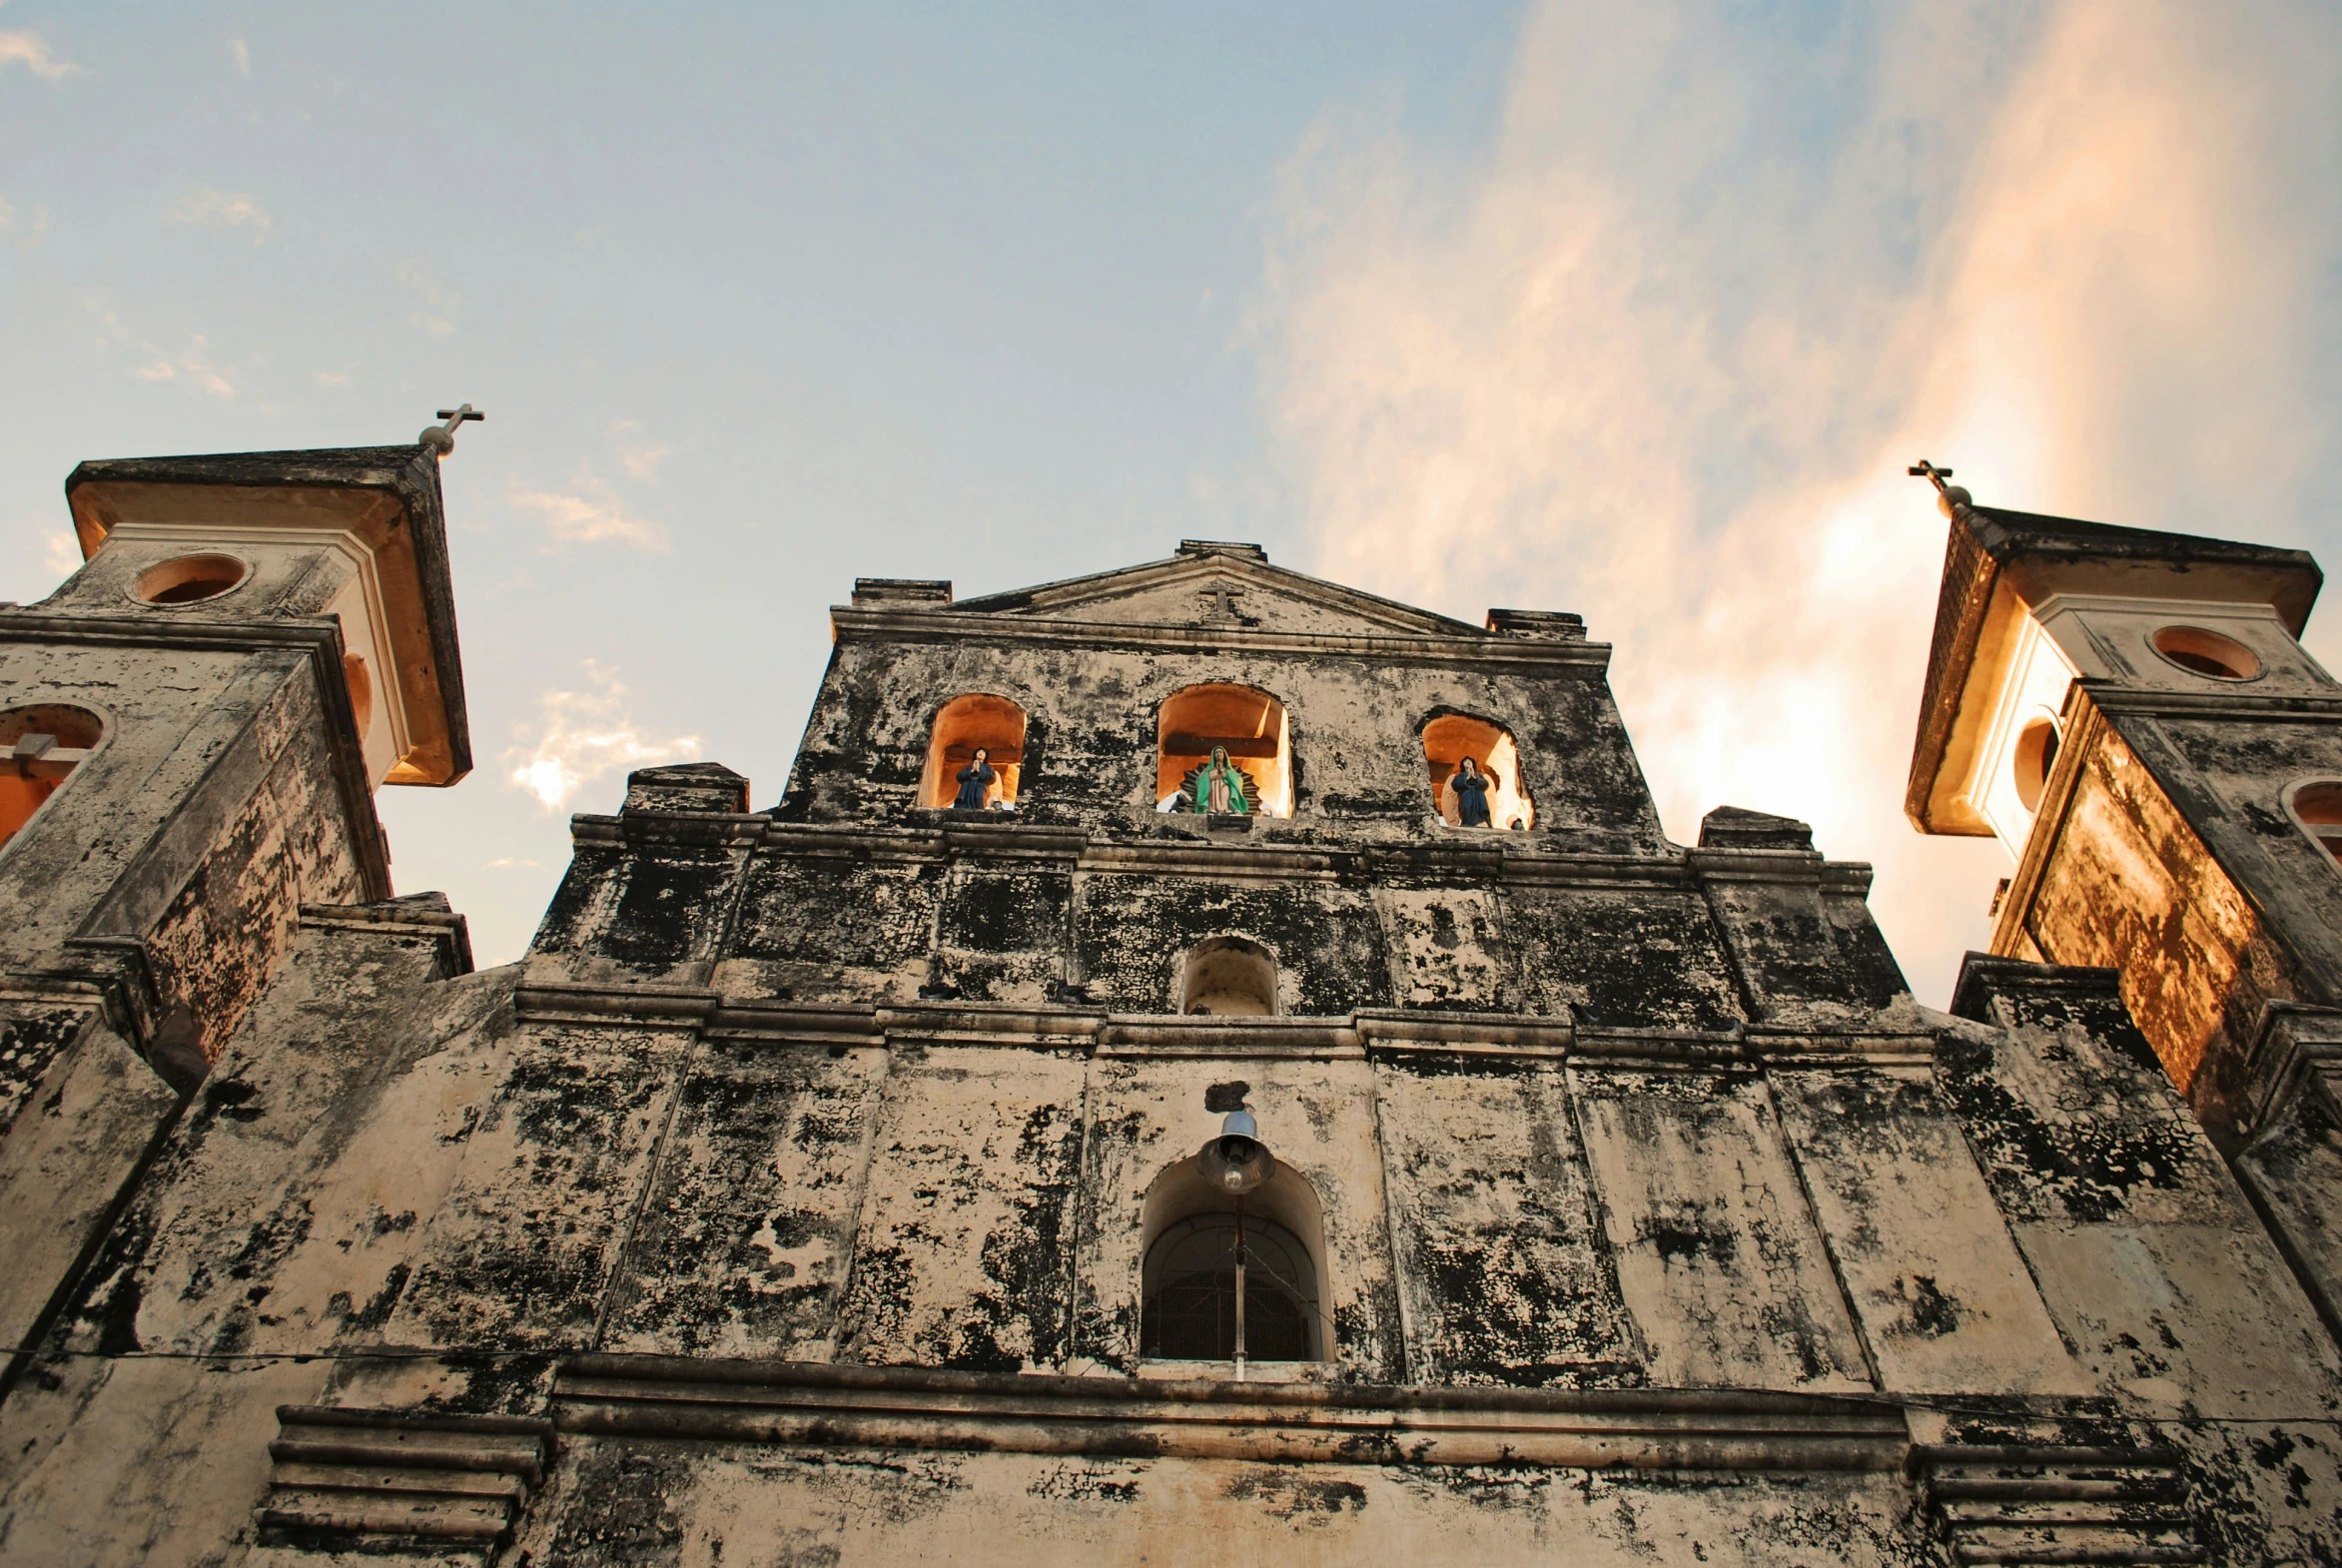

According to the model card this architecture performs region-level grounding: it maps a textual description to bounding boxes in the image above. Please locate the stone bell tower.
[1906,470,2342,1341]
[0,428,471,1392]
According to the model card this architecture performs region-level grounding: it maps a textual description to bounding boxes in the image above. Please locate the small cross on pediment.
[1197,579,1251,628]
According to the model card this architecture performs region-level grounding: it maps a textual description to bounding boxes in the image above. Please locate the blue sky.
[5,3,2341,1002]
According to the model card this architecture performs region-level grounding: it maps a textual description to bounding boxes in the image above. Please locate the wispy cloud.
[503,661,701,811]
[168,187,269,240]
[395,262,459,337]
[85,299,239,395]
[43,530,79,579]
[126,334,235,395]
[612,418,670,480]
[508,474,671,551]
[1256,0,2342,1004]
[231,37,248,76]
[2,195,47,251]
[0,25,82,80]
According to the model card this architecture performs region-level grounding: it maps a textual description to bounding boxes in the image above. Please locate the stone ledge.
[257,1405,554,1550]
[551,1354,1909,1472]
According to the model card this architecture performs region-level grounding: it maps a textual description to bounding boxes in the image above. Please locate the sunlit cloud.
[507,474,671,552]
[394,261,459,337]
[0,26,82,80]
[42,530,79,579]
[502,660,701,811]
[612,418,670,480]
[1256,0,2342,1004]
[314,370,353,388]
[231,38,248,76]
[168,187,270,240]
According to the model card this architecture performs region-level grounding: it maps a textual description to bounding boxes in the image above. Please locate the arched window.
[1179,936,1276,1016]
[1139,1155,1327,1363]
[2286,780,2342,865]
[1156,684,1291,817]
[1421,713,1534,829]
[919,694,1028,810]
[0,705,103,850]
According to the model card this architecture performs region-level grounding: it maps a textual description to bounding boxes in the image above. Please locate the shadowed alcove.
[1421,713,1534,829]
[919,693,1028,810]
[1155,683,1290,816]
[1178,936,1277,1016]
[1139,1153,1327,1362]
[0,704,103,850]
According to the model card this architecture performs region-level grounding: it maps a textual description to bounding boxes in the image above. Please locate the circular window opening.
[135,553,249,606]
[2012,718,2062,811]
[2152,625,2260,681]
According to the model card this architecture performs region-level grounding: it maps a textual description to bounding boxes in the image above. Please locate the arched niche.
[1422,713,1534,829]
[1179,936,1277,1016]
[1156,683,1290,817]
[1138,1152,1328,1362]
[0,704,103,850]
[919,693,1029,810]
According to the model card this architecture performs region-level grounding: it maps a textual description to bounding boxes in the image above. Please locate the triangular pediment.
[951,546,1482,638]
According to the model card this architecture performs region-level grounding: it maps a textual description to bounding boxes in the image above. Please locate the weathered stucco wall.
[4,543,2340,1564]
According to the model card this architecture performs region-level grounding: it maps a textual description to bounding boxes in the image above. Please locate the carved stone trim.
[257,1405,555,1550]
[1905,1443,2202,1565]
[553,1354,1907,1471]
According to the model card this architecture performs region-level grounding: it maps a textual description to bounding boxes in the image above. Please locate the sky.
[4,2,2340,1005]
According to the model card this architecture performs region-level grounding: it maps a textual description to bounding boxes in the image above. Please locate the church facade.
[0,432,2336,1565]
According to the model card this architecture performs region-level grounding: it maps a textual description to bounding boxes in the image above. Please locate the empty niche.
[1179,936,1276,1016]
[1156,683,1291,816]
[2287,780,2342,865]
[1421,713,1534,829]
[0,704,103,849]
[1139,1155,1327,1362]
[919,693,1028,810]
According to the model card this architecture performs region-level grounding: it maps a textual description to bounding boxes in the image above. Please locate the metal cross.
[1907,459,1954,495]
[419,403,486,457]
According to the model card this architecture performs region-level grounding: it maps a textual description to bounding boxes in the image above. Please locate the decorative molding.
[832,604,1616,671]
[299,901,475,978]
[257,1404,554,1551]
[553,1354,1908,1472]
[1905,1443,2201,1566]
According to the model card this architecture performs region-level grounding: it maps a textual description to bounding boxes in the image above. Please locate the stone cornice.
[830,604,1615,671]
[2082,679,2342,721]
[552,1353,1909,1471]
[600,813,1879,897]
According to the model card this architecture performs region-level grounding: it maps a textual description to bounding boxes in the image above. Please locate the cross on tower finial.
[419,403,486,458]
[1908,458,1972,518]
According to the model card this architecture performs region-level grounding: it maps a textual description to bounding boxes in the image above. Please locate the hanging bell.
[1197,1108,1275,1194]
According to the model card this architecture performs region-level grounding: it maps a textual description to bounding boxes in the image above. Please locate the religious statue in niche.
[1450,756,1492,828]
[953,746,998,811]
[1173,745,1255,815]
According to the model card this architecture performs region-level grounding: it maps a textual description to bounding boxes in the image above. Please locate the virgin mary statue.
[1192,745,1250,815]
